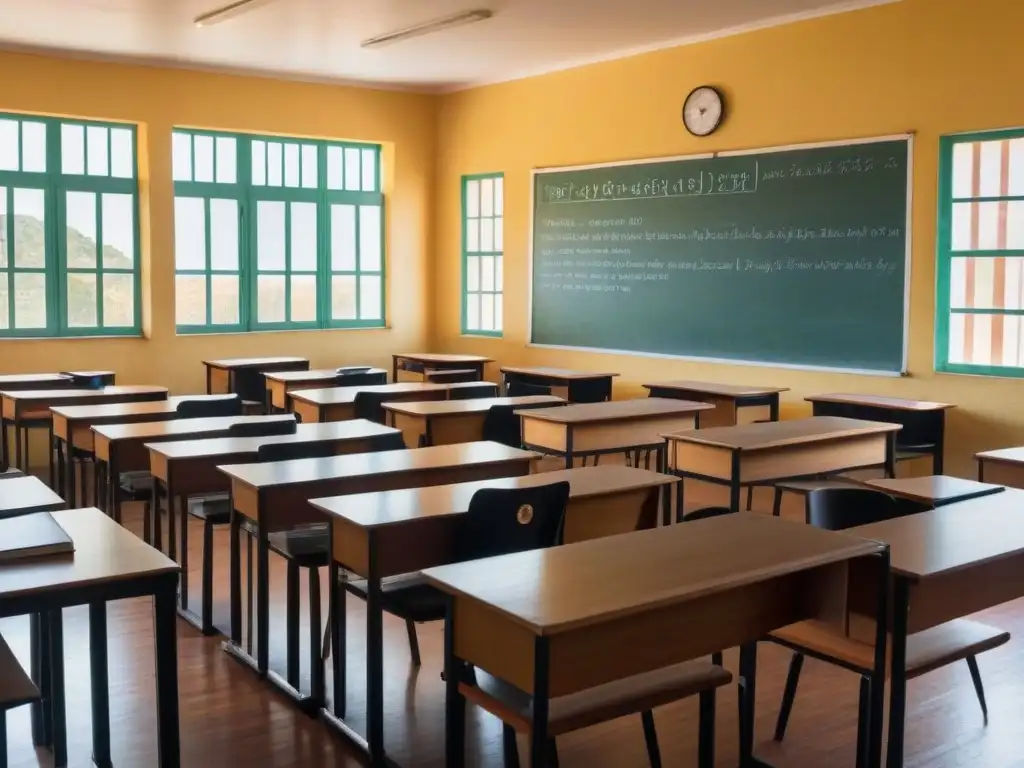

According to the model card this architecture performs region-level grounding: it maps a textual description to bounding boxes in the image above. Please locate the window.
[462,173,503,335]
[937,129,1024,375]
[172,130,384,333]
[0,114,139,336]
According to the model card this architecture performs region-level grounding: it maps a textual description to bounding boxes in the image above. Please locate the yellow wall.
[434,0,1024,474]
[0,50,436,393]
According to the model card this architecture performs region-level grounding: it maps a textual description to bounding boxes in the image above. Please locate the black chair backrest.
[257,439,336,463]
[506,380,551,398]
[227,418,298,438]
[335,370,388,388]
[353,391,389,424]
[455,482,571,563]
[682,506,735,522]
[65,373,106,389]
[366,432,407,452]
[806,487,924,531]
[481,405,521,448]
[448,383,500,400]
[176,396,243,419]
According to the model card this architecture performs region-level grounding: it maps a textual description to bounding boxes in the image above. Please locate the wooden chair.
[770,487,1009,766]
[0,632,41,768]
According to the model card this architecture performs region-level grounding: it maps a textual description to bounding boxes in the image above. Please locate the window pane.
[193,135,214,182]
[1010,139,1024,197]
[65,191,97,268]
[61,124,85,175]
[466,180,479,218]
[174,197,206,270]
[102,273,134,327]
[102,193,134,267]
[331,204,356,271]
[0,276,8,329]
[210,274,240,325]
[494,177,503,215]
[110,128,133,178]
[251,140,266,186]
[952,201,1024,251]
[215,136,236,183]
[257,274,286,323]
[0,188,6,267]
[344,148,360,190]
[481,255,495,292]
[14,188,45,268]
[267,142,282,186]
[256,201,286,270]
[284,143,300,188]
[466,219,479,252]
[978,141,1003,198]
[14,273,46,329]
[466,293,480,331]
[495,255,503,291]
[466,256,479,292]
[0,120,18,171]
[361,148,376,191]
[175,274,206,325]
[21,122,46,173]
[951,143,973,199]
[480,218,494,252]
[86,126,108,176]
[210,199,239,270]
[66,273,97,328]
[494,217,503,252]
[495,293,503,331]
[481,178,494,217]
[331,275,356,320]
[359,275,381,320]
[290,202,317,271]
[327,147,343,190]
[481,292,495,331]
[359,205,381,271]
[301,144,317,188]
[291,274,317,322]
[172,132,192,181]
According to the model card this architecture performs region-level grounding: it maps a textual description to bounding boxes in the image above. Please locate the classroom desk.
[146,419,400,632]
[289,381,499,423]
[264,368,388,411]
[218,441,539,709]
[391,353,492,383]
[0,475,65,520]
[203,356,310,403]
[384,395,564,447]
[92,415,296,528]
[642,380,789,428]
[0,371,115,393]
[0,386,168,486]
[51,395,245,507]
[974,446,1024,487]
[0,508,179,768]
[805,393,953,475]
[311,464,675,766]
[664,417,902,518]
[848,488,1024,768]
[423,513,889,768]
[499,366,619,403]
[862,475,1005,507]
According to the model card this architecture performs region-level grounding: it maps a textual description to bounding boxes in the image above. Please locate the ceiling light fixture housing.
[361,9,494,49]
[194,0,282,28]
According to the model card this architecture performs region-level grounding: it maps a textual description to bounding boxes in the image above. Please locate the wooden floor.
[3,478,1023,767]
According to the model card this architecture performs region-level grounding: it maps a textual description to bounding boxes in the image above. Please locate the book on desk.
[0,512,74,563]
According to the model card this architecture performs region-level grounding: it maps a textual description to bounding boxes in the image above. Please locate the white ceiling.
[0,0,894,91]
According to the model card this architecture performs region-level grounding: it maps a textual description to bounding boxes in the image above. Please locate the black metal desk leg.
[48,609,67,767]
[110,448,122,524]
[738,643,758,767]
[178,495,190,611]
[90,602,112,768]
[868,550,891,768]
[933,412,945,475]
[769,394,780,422]
[65,441,76,508]
[366,546,385,766]
[529,637,551,767]
[154,580,181,768]
[47,423,55,490]
[29,613,50,746]
[885,577,910,768]
[0,417,8,471]
[56,437,66,499]
[675,475,686,523]
[257,526,271,676]
[444,597,466,768]
[329,561,347,718]
[13,422,22,472]
[229,507,242,645]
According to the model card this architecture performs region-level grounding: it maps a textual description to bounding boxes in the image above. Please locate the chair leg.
[405,620,422,667]
[547,738,559,768]
[143,501,152,546]
[246,533,254,656]
[966,655,989,723]
[641,710,662,768]
[855,676,870,768]
[286,561,300,688]
[697,690,716,768]
[773,652,804,741]
[201,521,215,635]
[502,724,520,768]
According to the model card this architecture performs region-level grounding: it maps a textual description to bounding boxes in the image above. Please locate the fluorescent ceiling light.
[194,0,281,28]
[361,9,494,49]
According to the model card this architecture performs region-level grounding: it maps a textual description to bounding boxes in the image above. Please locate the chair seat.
[0,633,40,711]
[119,471,154,500]
[187,495,231,524]
[462,660,732,736]
[774,479,866,496]
[267,525,330,567]
[344,572,448,623]
[895,449,930,462]
[770,618,1010,679]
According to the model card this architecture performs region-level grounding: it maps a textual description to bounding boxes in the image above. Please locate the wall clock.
[682,85,725,137]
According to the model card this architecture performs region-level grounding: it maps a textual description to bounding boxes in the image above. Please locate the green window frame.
[0,114,140,337]
[936,128,1024,376]
[172,129,385,334]
[461,173,503,336]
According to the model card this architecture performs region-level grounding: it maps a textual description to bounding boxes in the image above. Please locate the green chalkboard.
[530,138,909,373]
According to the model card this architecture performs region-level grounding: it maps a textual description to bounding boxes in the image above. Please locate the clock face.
[683,86,724,137]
